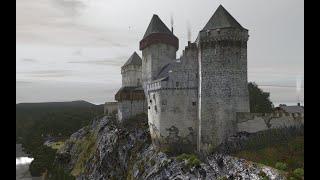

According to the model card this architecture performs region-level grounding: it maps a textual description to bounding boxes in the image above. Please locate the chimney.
[171,27,173,33]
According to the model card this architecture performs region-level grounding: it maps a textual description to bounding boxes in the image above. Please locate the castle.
[111,5,249,152]
[104,5,303,153]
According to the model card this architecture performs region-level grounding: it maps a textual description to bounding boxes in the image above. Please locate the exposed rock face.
[55,115,285,180]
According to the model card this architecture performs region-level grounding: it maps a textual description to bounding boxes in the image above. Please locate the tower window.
[137,78,141,86]
[162,100,167,106]
[150,99,152,103]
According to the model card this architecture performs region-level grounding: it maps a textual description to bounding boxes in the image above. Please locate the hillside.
[54,114,286,179]
[16,100,104,177]
[16,100,103,142]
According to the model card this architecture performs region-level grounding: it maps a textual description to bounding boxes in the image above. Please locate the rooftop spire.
[202,5,244,30]
[143,14,175,38]
[122,52,142,68]
[140,14,179,50]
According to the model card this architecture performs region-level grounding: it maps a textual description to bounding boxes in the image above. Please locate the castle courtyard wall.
[147,88,198,151]
[236,112,304,133]
[118,100,147,122]
[104,102,118,115]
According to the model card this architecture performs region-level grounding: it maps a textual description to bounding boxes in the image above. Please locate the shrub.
[293,168,304,178]
[258,171,269,180]
[176,153,201,168]
[218,176,228,180]
[275,162,287,171]
[150,159,156,166]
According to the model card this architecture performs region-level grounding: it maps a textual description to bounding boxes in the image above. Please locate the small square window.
[162,100,167,106]
[192,102,196,106]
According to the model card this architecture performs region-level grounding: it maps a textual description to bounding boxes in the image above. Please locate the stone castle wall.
[236,112,304,133]
[104,102,118,115]
[121,65,142,87]
[197,28,250,152]
[117,100,147,122]
[145,42,199,151]
[141,43,177,87]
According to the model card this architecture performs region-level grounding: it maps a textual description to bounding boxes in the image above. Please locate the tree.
[248,82,274,113]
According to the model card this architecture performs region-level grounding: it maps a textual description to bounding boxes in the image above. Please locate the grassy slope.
[233,135,304,178]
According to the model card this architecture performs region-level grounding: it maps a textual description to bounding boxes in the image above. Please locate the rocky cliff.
[55,114,285,180]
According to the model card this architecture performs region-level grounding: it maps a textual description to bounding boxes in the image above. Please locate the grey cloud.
[16,81,32,84]
[50,0,86,16]
[21,58,38,63]
[24,70,72,78]
[68,56,127,66]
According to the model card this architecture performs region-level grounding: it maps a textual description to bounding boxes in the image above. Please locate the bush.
[293,168,304,178]
[258,171,269,180]
[275,162,287,171]
[176,153,201,168]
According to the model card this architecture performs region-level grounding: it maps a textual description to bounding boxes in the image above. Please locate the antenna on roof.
[170,14,174,33]
[296,75,302,106]
[187,21,191,42]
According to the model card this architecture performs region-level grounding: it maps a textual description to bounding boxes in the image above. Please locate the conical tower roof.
[202,5,245,30]
[143,14,175,38]
[122,52,142,67]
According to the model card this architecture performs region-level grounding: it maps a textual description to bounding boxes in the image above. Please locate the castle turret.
[139,14,179,88]
[121,52,142,87]
[115,52,146,122]
[197,5,250,152]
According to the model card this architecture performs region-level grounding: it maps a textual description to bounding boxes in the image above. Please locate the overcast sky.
[16,0,304,106]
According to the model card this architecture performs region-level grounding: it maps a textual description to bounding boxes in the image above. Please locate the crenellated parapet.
[197,28,248,49]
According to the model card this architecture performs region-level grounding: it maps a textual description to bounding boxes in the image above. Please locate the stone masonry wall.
[145,42,199,151]
[121,65,142,87]
[141,43,177,90]
[236,112,304,133]
[104,102,118,115]
[147,88,198,151]
[117,100,147,122]
[198,28,249,152]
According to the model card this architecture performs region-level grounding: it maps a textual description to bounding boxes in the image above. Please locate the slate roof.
[122,52,142,67]
[202,5,245,30]
[143,14,175,38]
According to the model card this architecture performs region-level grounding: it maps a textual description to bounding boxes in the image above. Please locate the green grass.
[71,132,97,176]
[233,135,304,178]
[48,141,65,150]
[176,153,201,168]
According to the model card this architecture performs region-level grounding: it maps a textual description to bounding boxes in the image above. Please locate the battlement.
[198,28,248,45]
[146,79,198,92]
[121,64,141,74]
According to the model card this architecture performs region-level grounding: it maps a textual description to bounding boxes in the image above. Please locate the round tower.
[139,14,179,88]
[197,5,250,152]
